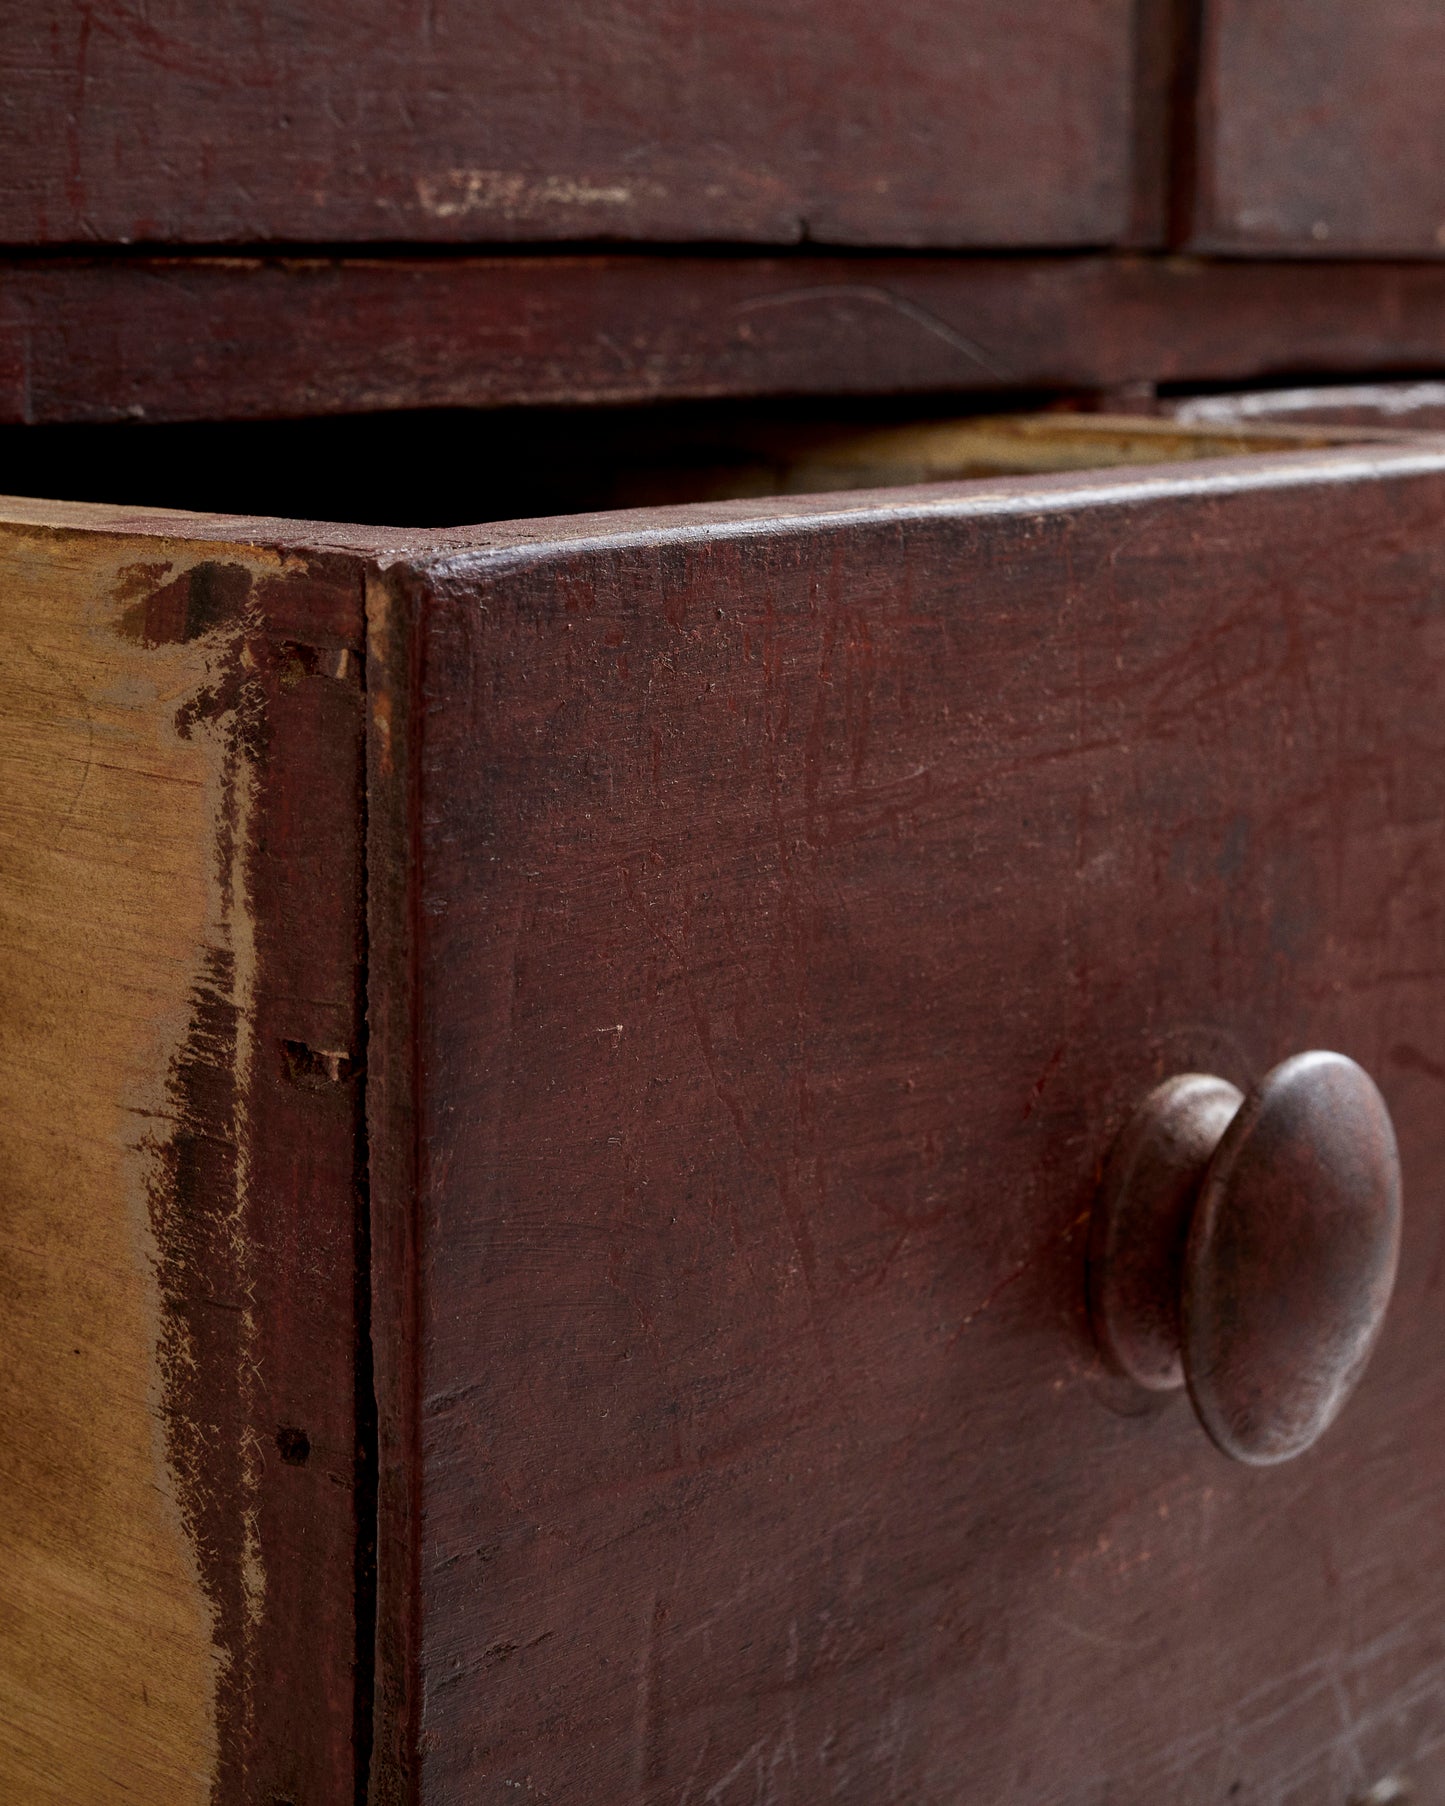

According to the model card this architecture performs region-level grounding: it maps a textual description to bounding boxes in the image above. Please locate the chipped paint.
[123,557,273,1794]
[0,533,237,1802]
[416,167,640,219]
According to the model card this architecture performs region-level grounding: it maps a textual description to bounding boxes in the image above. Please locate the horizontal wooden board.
[1190,0,1445,255]
[12,255,1445,426]
[0,0,1132,248]
[371,445,1445,1802]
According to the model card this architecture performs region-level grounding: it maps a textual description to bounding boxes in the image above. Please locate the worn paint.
[370,449,1445,1802]
[0,533,232,1802]
[0,0,1133,246]
[13,257,1445,427]
[119,558,270,1793]
[0,516,369,1804]
[415,170,640,220]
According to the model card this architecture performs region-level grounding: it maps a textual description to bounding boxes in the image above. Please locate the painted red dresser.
[3,8,1445,1805]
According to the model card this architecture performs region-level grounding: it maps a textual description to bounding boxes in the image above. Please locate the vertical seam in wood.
[353,584,379,1806]
[364,564,422,1805]
[1126,0,1173,247]
[1168,0,1208,247]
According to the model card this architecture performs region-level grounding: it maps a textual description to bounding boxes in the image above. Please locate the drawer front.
[0,2,1133,248]
[1190,0,1445,256]
[384,450,1445,1803]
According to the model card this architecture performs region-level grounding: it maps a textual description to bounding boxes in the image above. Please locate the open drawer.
[4,415,1445,1805]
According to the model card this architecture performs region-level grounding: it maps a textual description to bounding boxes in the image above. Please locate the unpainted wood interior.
[0,527,244,1804]
[0,397,1405,530]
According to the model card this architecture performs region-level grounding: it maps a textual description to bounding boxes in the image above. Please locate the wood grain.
[12,437,1445,1801]
[645,413,1404,503]
[0,509,367,1802]
[0,0,1132,249]
[0,526,223,1800]
[369,444,1445,1803]
[1189,0,1445,256]
[12,255,1445,429]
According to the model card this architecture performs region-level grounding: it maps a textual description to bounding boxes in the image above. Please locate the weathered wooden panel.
[13,439,1445,1802]
[0,502,367,1802]
[1190,0,1445,255]
[0,0,1132,248]
[12,256,1445,429]
[371,446,1445,1803]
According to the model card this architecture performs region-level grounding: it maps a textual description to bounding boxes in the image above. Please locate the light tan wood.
[0,522,275,1802]
[760,411,1409,492]
[599,411,1412,511]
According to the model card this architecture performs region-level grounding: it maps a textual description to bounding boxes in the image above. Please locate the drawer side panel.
[0,520,368,1803]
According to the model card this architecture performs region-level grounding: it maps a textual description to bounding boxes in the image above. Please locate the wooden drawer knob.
[1089,1053,1402,1465]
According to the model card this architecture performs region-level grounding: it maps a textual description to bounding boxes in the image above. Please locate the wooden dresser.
[3,7,1445,1805]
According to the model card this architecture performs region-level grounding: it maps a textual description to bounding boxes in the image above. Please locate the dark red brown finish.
[238,560,369,1801]
[1123,0,1184,248]
[1090,1055,1402,1464]
[16,254,1445,426]
[0,0,1131,249]
[361,444,1445,1803]
[1187,1053,1402,1465]
[1090,1072,1244,1392]
[1189,0,1445,256]
[364,561,422,1806]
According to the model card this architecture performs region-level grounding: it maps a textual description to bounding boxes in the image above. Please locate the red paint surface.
[0,1,1130,248]
[366,449,1445,1801]
[1191,0,1445,256]
[10,256,1445,424]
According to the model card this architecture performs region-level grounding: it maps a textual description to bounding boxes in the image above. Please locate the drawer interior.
[0,401,1402,530]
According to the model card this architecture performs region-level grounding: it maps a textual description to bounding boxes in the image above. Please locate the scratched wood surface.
[17,255,1445,426]
[0,0,1131,248]
[0,506,367,1802]
[12,437,1445,1802]
[1189,0,1445,256]
[368,444,1445,1803]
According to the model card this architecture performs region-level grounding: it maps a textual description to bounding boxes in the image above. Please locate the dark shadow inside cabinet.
[0,383,1429,530]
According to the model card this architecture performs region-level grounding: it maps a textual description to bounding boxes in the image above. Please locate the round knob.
[1089,1052,1402,1465]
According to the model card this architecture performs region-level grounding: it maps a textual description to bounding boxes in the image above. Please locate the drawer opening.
[0,396,1406,530]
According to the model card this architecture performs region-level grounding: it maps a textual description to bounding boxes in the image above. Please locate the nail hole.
[272,639,354,685]
[277,639,322,682]
[275,1426,311,1467]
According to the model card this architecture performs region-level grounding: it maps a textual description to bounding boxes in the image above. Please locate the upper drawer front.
[1190,0,1445,256]
[0,2,1133,247]
[401,448,1445,1804]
